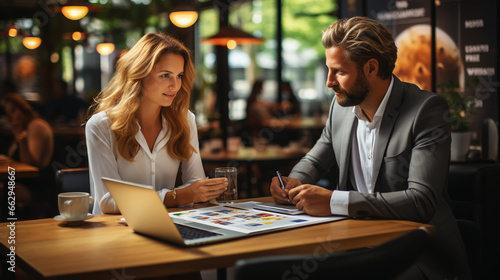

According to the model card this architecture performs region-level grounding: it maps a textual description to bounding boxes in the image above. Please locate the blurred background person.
[245,79,284,128]
[280,81,301,118]
[245,79,302,146]
[0,80,19,151]
[3,93,53,171]
[2,93,55,218]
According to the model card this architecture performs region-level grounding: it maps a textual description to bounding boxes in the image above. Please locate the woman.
[245,79,281,127]
[86,33,227,214]
[3,93,53,169]
[2,93,55,218]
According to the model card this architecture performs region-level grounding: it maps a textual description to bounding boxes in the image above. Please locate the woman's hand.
[178,178,228,204]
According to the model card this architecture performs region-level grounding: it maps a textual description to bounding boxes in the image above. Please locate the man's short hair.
[322,17,397,80]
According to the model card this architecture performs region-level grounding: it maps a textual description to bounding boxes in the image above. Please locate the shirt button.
[151,159,155,163]
[152,171,155,175]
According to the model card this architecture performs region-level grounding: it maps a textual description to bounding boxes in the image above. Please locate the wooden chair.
[56,168,90,193]
[55,168,92,211]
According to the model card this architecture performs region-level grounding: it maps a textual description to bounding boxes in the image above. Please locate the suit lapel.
[339,112,357,190]
[371,77,403,188]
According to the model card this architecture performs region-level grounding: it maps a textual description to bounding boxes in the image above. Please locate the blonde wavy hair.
[322,17,397,80]
[88,33,196,161]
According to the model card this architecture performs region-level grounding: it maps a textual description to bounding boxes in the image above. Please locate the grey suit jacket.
[290,76,470,279]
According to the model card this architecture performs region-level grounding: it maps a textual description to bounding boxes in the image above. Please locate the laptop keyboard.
[175,223,222,240]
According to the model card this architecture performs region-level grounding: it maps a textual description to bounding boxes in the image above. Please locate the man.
[271,17,470,279]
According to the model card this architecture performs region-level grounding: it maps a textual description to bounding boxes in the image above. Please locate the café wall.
[338,0,499,152]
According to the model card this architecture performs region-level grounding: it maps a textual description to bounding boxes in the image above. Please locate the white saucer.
[54,213,94,222]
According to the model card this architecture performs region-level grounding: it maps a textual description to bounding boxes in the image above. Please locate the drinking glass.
[215,167,238,204]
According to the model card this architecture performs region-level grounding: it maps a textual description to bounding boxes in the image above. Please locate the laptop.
[102,177,345,246]
[102,177,245,246]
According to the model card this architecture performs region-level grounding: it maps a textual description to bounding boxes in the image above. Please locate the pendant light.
[169,7,198,28]
[96,43,115,56]
[61,6,89,20]
[202,26,264,49]
[22,37,42,49]
[52,0,98,21]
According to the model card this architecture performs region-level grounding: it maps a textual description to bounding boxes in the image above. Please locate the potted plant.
[437,81,478,161]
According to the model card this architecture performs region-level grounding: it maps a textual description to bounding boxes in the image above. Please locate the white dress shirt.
[330,77,394,215]
[86,111,206,214]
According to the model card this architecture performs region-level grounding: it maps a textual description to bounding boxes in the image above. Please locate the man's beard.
[332,70,370,107]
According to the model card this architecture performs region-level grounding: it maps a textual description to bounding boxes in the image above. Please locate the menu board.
[366,0,435,92]
[458,0,498,132]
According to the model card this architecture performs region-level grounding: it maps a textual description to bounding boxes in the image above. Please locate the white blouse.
[85,111,205,214]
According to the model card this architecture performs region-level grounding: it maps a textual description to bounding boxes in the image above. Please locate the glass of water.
[214,167,238,204]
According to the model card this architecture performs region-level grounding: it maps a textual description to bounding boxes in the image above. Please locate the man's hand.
[288,185,333,216]
[270,176,302,204]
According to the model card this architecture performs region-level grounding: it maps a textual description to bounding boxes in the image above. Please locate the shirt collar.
[352,76,394,124]
[135,115,170,154]
[136,115,168,131]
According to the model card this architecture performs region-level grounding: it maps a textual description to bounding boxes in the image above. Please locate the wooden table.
[267,116,326,131]
[201,145,306,163]
[0,197,434,280]
[0,157,39,180]
[0,157,39,221]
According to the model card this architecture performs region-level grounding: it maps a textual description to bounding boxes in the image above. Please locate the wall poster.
[339,0,498,151]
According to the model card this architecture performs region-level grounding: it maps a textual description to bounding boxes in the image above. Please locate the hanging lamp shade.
[47,1,100,21]
[23,37,42,49]
[169,9,198,28]
[61,6,89,20]
[96,43,115,55]
[202,26,264,48]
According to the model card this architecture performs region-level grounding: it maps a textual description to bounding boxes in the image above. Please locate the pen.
[276,171,285,191]
[276,171,291,203]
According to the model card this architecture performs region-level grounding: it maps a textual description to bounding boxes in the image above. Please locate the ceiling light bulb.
[72,32,82,41]
[8,28,18,37]
[227,40,237,49]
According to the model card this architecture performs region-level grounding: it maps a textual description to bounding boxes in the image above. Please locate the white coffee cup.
[58,192,93,220]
